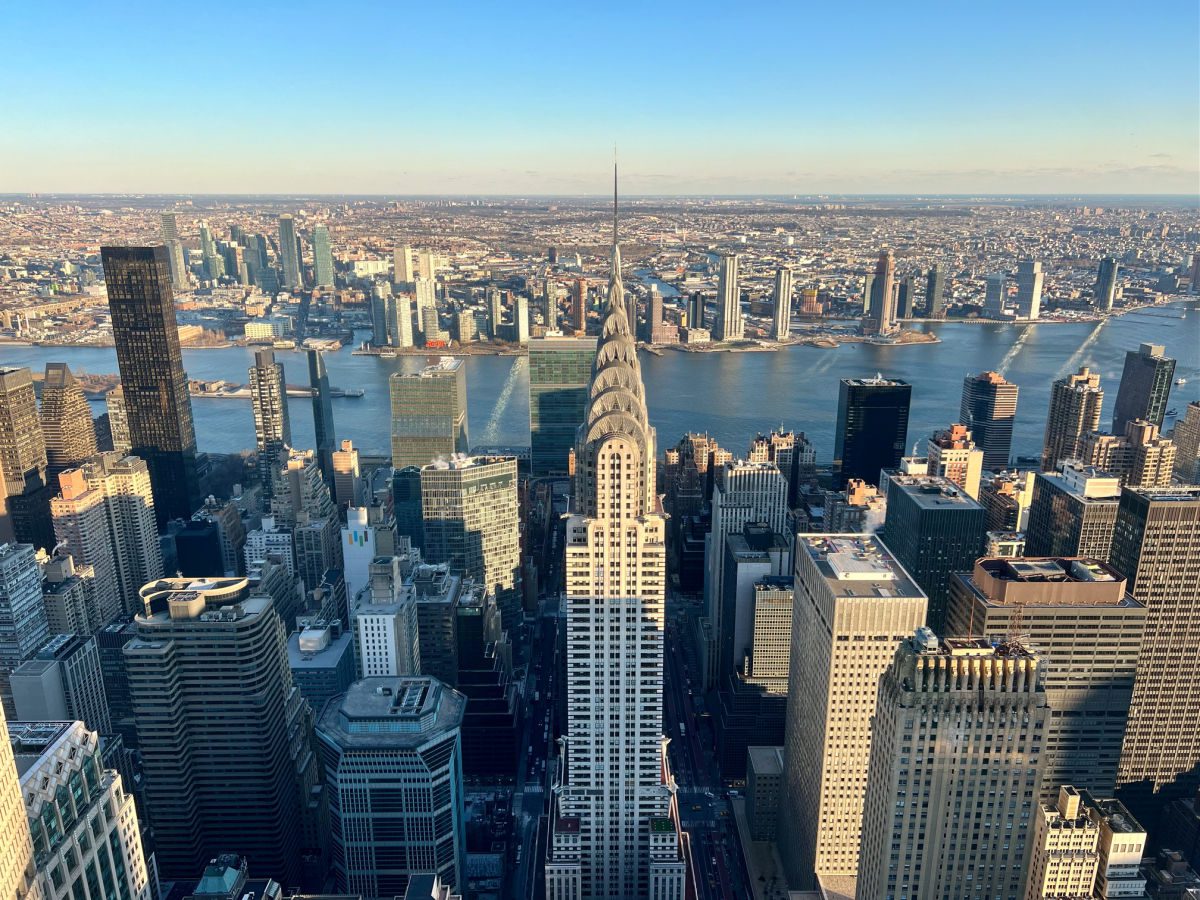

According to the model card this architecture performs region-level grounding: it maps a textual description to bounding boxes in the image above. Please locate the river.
[1,303,1196,461]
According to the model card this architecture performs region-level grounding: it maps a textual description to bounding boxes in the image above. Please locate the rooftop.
[318,676,466,749]
[962,557,1137,609]
[800,535,923,599]
[747,745,784,777]
[888,474,983,510]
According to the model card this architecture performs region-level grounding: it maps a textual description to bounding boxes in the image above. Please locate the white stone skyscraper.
[714,253,742,341]
[545,169,688,899]
[771,266,793,341]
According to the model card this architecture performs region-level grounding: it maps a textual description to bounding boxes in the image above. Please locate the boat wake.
[996,326,1034,377]
[479,356,526,445]
[1054,319,1107,380]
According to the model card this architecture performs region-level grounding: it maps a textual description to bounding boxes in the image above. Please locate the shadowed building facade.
[101,246,200,525]
[528,335,597,476]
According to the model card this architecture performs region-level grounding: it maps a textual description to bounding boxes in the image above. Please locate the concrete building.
[411,563,461,688]
[1113,486,1200,828]
[331,439,361,509]
[104,387,130,454]
[101,246,200,524]
[1026,462,1122,561]
[1025,786,1101,899]
[1172,401,1200,484]
[50,471,121,625]
[316,677,467,897]
[0,542,50,718]
[545,188,687,899]
[1016,258,1044,319]
[10,719,151,900]
[0,703,38,900]
[714,253,742,341]
[856,631,1048,900]
[420,456,521,633]
[880,474,986,633]
[979,469,1035,532]
[947,557,1146,801]
[926,423,984,498]
[1096,257,1120,312]
[1043,366,1105,473]
[278,214,302,290]
[312,223,334,287]
[125,576,320,883]
[1082,419,1176,487]
[528,335,597,476]
[0,366,52,548]
[394,245,415,286]
[10,633,110,735]
[862,249,898,336]
[771,267,793,341]
[705,461,788,686]
[1082,793,1150,899]
[960,370,1019,470]
[39,363,97,481]
[1112,342,1176,433]
[823,479,887,533]
[390,358,469,469]
[244,516,295,578]
[746,746,784,842]
[984,272,1008,316]
[287,621,355,715]
[39,554,97,637]
[925,263,947,317]
[353,555,420,678]
[780,535,927,889]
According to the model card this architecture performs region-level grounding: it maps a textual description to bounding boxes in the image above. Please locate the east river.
[2,303,1197,462]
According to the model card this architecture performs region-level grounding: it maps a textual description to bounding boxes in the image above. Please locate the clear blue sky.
[3,0,1197,195]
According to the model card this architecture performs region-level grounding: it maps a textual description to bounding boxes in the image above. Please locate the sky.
[2,0,1198,196]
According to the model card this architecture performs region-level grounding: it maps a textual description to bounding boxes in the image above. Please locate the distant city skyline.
[3,1,1197,195]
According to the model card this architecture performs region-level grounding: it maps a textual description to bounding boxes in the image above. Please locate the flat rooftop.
[747,745,784,777]
[888,475,983,510]
[799,535,923,599]
[318,676,466,749]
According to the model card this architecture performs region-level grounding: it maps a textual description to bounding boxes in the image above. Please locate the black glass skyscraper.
[960,371,1019,470]
[308,349,337,485]
[101,246,200,525]
[833,376,911,488]
[1112,342,1176,434]
[925,264,946,317]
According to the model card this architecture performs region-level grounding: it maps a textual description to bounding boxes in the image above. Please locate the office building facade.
[714,253,742,341]
[771,267,793,341]
[960,370,1019,470]
[420,456,521,631]
[781,536,928,889]
[0,543,50,718]
[1096,257,1119,311]
[1042,366,1104,472]
[833,376,911,488]
[1025,463,1121,561]
[0,366,52,549]
[856,632,1048,900]
[125,576,319,883]
[390,357,469,468]
[278,214,302,290]
[309,349,337,485]
[880,474,986,632]
[312,223,334,287]
[947,556,1146,800]
[1112,342,1176,433]
[39,363,97,480]
[1015,258,1044,319]
[862,249,897,335]
[528,335,597,476]
[316,677,467,897]
[101,246,200,524]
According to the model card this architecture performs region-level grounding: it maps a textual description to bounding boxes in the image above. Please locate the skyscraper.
[880,473,986,632]
[1112,486,1200,827]
[1096,256,1119,312]
[394,245,415,286]
[390,357,468,468]
[51,468,122,625]
[0,703,39,900]
[10,719,153,900]
[780,536,928,889]
[105,386,131,453]
[1015,258,1044,319]
[11,632,112,735]
[309,349,337,484]
[960,370,1019,470]
[947,556,1146,800]
[420,456,521,632]
[514,294,530,342]
[1081,418,1176,487]
[39,362,98,480]
[390,292,415,348]
[862,249,897,335]
[984,273,1007,316]
[832,376,911,488]
[0,542,50,719]
[687,290,705,331]
[101,245,200,524]
[705,461,789,687]
[486,287,504,339]
[714,253,742,341]
[316,677,467,897]
[249,350,291,488]
[1026,462,1121,561]
[312,223,334,287]
[1111,342,1176,433]
[926,423,984,498]
[278,214,302,290]
[159,211,188,290]
[545,173,687,899]
[331,438,361,509]
[856,632,1048,900]
[771,266,793,341]
[570,278,587,333]
[0,366,52,548]
[126,575,319,883]
[1042,366,1104,472]
[925,263,946,317]
[1172,401,1200,484]
[528,335,598,476]
[1025,787,1102,900]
